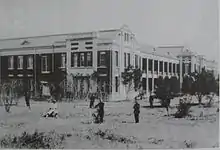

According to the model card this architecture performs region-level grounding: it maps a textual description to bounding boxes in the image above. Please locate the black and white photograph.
[0,0,219,149]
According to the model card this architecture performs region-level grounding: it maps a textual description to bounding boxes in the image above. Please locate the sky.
[0,0,219,61]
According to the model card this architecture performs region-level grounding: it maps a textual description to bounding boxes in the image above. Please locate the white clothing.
[42,85,51,96]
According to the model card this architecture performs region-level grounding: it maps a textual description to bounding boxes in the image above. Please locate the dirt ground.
[0,96,219,149]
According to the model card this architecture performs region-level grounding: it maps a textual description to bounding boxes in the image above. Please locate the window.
[173,64,176,73]
[135,55,138,68]
[71,42,79,46]
[177,64,180,73]
[80,53,85,66]
[142,58,147,71]
[99,52,106,66]
[115,77,119,92]
[169,63,172,73]
[71,47,78,50]
[17,56,23,69]
[87,52,92,66]
[27,55,33,69]
[164,62,168,72]
[41,56,49,72]
[86,46,93,50]
[154,60,158,71]
[85,41,93,45]
[115,51,119,67]
[61,54,66,68]
[127,53,130,66]
[124,53,126,67]
[159,61,163,72]
[8,56,14,69]
[148,59,153,71]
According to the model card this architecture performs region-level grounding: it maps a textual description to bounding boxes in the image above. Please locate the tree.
[170,76,180,96]
[191,68,218,104]
[155,76,171,106]
[121,65,143,100]
[182,75,194,95]
[133,68,142,91]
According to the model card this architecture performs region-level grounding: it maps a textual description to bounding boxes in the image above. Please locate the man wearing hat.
[133,99,140,123]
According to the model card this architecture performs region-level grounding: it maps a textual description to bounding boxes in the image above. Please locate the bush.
[174,98,191,118]
[0,130,66,149]
[87,128,137,144]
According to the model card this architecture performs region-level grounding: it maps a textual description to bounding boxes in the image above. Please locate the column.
[167,62,169,76]
[171,62,173,76]
[158,60,160,74]
[162,61,165,77]
[146,58,149,95]
[175,63,178,76]
[180,56,183,90]
[152,59,154,92]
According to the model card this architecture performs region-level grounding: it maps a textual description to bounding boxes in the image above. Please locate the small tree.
[182,75,194,95]
[170,76,180,96]
[155,76,171,107]
[121,65,142,100]
[133,68,142,92]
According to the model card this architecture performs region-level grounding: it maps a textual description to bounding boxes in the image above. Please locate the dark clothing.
[133,103,140,114]
[95,101,105,123]
[133,102,140,123]
[89,95,95,108]
[134,113,139,123]
[149,95,154,108]
[25,91,31,108]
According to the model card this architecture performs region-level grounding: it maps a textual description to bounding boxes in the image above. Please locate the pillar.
[180,56,183,90]
[152,59,154,92]
[158,60,160,74]
[162,61,165,77]
[146,58,149,94]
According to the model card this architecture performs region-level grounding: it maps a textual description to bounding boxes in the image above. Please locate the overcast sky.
[0,0,219,61]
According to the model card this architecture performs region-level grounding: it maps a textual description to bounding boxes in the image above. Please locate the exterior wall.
[0,26,218,101]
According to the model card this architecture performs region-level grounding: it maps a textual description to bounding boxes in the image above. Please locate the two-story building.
[0,25,217,101]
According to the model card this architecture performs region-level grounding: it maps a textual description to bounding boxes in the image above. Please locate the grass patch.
[0,130,66,149]
[87,128,137,144]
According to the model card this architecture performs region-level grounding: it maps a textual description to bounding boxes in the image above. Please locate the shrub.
[0,130,66,149]
[174,98,191,118]
[87,128,137,144]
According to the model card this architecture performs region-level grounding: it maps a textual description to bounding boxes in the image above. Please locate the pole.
[34,48,37,96]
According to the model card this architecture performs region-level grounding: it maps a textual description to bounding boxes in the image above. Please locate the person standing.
[149,92,154,108]
[95,98,105,123]
[89,93,96,108]
[25,90,31,110]
[133,100,140,123]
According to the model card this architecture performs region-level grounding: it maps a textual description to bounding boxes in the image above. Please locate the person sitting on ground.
[43,98,58,118]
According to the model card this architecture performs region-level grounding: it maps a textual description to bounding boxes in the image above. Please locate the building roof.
[0,28,121,51]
